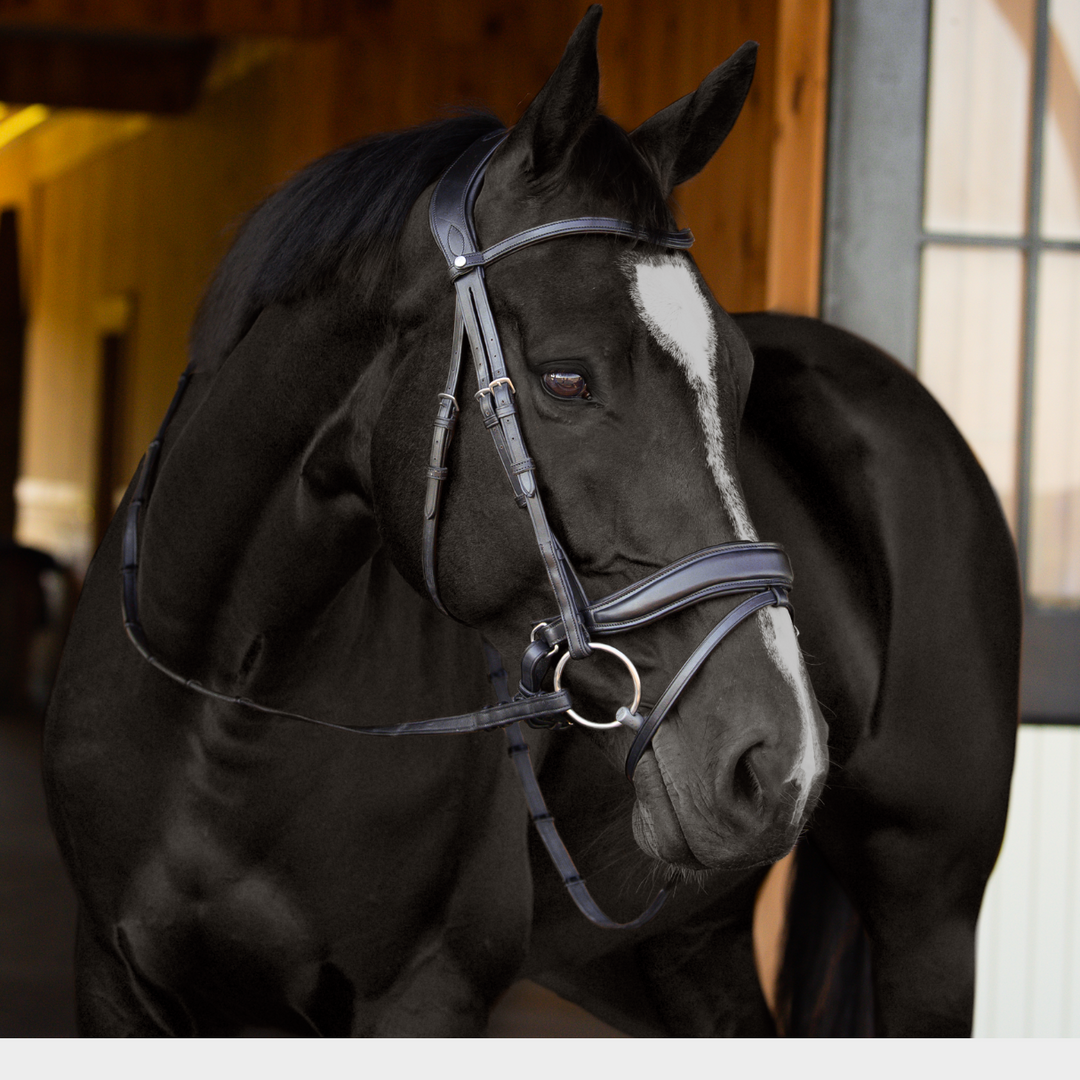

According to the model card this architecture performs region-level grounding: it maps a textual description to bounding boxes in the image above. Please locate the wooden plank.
[0,0,344,37]
[598,0,780,313]
[766,0,831,315]
[326,0,581,140]
[0,29,214,112]
[0,208,23,538]
[753,848,794,1016]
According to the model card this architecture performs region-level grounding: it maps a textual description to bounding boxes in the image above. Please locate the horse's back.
[736,313,1019,1035]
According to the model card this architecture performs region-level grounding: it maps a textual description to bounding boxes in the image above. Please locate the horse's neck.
[138,299,389,682]
[233,547,478,728]
[342,548,497,724]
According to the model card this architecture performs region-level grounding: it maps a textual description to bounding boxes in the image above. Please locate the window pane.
[1042,0,1080,240]
[1029,252,1080,605]
[919,245,1024,530]
[925,0,1034,236]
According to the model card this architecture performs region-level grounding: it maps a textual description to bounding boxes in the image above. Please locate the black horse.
[43,8,1020,1036]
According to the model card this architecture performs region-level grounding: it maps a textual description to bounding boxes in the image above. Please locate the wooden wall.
[9,56,340,567]
[309,0,829,314]
[3,2,829,558]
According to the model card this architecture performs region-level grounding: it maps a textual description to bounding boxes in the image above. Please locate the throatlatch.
[121,128,795,932]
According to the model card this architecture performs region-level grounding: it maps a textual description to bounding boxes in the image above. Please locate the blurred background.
[0,0,1075,1038]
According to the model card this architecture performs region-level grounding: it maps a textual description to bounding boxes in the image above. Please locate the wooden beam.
[0,28,214,112]
[0,0,346,37]
[0,208,23,538]
[765,0,831,315]
[593,0,782,314]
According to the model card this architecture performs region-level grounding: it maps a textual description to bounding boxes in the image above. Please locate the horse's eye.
[542,371,591,400]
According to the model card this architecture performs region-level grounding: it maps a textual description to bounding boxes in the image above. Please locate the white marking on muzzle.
[759,606,825,822]
[626,254,823,821]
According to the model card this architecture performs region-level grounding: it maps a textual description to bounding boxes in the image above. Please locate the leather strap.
[519,636,558,697]
[535,543,793,647]
[121,371,577,739]
[456,272,534,503]
[429,128,507,264]
[479,638,672,930]
[126,593,576,736]
[122,367,194,650]
[505,722,672,929]
[262,688,574,737]
[427,128,691,271]
[452,264,593,656]
[451,218,693,276]
[624,587,792,780]
[422,307,465,615]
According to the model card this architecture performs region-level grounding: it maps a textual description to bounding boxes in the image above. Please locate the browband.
[449,217,694,275]
[427,128,693,273]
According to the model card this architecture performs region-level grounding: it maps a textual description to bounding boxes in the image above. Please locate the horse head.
[371,7,828,873]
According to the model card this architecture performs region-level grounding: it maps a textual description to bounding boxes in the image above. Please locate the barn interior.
[0,0,1076,1038]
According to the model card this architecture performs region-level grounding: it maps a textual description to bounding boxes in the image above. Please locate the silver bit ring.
[553,643,642,730]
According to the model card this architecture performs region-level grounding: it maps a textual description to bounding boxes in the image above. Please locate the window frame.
[822,0,1080,723]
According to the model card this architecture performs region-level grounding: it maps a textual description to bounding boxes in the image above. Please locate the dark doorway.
[0,207,25,540]
[93,324,131,549]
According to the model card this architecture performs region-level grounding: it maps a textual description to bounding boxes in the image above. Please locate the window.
[825,0,1080,1037]
[825,0,1079,723]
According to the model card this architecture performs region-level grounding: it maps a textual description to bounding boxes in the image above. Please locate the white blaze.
[626,254,823,818]
[626,256,757,540]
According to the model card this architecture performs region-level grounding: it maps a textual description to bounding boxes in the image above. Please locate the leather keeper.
[519,637,556,696]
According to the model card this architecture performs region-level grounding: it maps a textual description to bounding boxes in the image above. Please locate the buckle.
[474,377,516,402]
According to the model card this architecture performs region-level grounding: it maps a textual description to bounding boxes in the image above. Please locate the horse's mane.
[190,112,505,371]
[190,109,673,372]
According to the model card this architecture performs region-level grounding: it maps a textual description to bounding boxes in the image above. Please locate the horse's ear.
[630,41,758,196]
[498,4,602,178]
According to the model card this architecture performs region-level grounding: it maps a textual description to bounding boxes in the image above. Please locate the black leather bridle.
[121,128,795,930]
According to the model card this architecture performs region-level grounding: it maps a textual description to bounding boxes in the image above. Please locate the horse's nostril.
[732,745,765,809]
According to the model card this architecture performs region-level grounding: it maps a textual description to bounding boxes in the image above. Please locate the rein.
[120,128,794,932]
